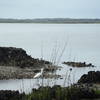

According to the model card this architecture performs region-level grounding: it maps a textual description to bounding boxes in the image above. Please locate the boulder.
[78,71,100,83]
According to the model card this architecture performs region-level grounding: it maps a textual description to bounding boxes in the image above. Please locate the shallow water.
[0,23,100,93]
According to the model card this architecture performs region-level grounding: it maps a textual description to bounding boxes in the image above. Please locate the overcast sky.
[0,0,100,19]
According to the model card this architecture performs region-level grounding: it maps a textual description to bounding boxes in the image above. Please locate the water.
[0,23,100,93]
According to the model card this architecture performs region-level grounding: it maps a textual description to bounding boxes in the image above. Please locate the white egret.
[34,68,44,87]
[34,68,44,78]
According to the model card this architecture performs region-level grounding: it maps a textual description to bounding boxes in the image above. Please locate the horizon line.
[0,17,100,20]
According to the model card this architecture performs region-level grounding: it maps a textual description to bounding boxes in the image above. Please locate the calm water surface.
[0,23,100,93]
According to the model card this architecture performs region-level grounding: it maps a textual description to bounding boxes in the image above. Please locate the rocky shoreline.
[0,66,35,79]
[0,47,50,68]
[0,65,61,79]
[0,47,59,79]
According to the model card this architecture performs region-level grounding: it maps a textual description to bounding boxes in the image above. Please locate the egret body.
[34,68,44,78]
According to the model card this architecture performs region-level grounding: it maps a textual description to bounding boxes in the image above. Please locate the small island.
[63,61,95,67]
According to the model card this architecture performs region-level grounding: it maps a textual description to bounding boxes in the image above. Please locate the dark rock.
[0,47,50,68]
[78,71,100,83]
[0,90,25,100]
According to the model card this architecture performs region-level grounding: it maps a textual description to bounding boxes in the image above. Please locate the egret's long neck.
[41,69,43,74]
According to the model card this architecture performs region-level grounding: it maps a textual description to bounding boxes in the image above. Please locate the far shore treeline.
[0,18,100,23]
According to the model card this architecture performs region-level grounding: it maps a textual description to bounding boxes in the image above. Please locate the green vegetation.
[0,85,100,100]
[25,85,98,100]
[95,90,100,95]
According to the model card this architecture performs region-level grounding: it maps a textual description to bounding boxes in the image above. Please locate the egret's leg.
[37,78,40,87]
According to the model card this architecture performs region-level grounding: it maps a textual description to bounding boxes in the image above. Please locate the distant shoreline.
[0,22,100,24]
[0,18,100,24]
